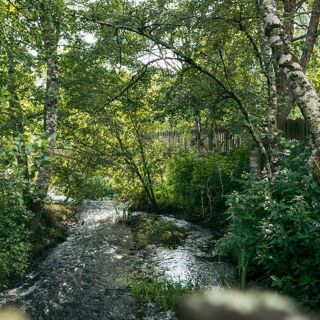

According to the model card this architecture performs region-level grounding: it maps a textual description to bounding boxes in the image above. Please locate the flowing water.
[0,200,236,320]
[138,215,236,288]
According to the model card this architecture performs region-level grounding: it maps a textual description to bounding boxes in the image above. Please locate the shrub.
[164,147,249,222]
[63,175,114,201]
[0,135,50,288]
[218,141,320,309]
[80,176,114,200]
[0,175,32,288]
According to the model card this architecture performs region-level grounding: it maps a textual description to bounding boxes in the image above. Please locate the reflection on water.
[0,201,138,320]
[0,201,236,320]
[137,215,236,288]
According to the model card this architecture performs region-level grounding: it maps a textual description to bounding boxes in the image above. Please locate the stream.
[0,200,236,319]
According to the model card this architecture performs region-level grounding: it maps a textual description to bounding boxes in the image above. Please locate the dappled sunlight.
[148,216,236,287]
[1,0,320,317]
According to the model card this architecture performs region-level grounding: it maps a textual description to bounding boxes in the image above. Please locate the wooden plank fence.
[157,119,310,152]
[157,129,242,152]
[281,119,310,140]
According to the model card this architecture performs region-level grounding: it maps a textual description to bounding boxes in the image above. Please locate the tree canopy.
[2,0,320,312]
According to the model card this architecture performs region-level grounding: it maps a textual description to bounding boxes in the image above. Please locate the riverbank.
[31,203,77,262]
[0,201,77,292]
[124,212,237,318]
[0,200,236,320]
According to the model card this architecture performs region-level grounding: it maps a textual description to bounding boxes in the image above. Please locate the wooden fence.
[281,119,310,140]
[157,119,310,152]
[157,129,242,152]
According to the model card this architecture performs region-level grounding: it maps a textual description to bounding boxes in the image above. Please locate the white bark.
[260,22,279,167]
[37,5,60,194]
[37,58,59,193]
[258,0,320,150]
[300,0,320,71]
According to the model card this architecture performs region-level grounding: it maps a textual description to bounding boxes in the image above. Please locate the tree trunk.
[276,0,296,129]
[300,0,320,72]
[37,57,59,194]
[276,0,320,127]
[37,4,60,196]
[131,117,158,211]
[260,22,279,167]
[194,115,204,152]
[282,0,296,41]
[32,5,60,229]
[258,0,320,150]
[249,145,261,175]
[208,122,214,151]
[115,131,158,211]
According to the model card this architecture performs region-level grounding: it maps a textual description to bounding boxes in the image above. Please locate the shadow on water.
[133,214,237,288]
[0,200,138,320]
[0,200,236,320]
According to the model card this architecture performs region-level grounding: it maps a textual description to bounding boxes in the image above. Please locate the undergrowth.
[32,203,76,258]
[126,215,187,249]
[218,141,320,309]
[131,276,199,312]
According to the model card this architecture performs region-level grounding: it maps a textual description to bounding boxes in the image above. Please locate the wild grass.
[131,276,199,312]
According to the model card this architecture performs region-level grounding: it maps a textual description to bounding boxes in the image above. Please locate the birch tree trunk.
[37,6,60,196]
[259,21,279,167]
[276,0,320,128]
[249,145,261,175]
[300,0,320,72]
[194,115,204,152]
[277,0,320,129]
[37,57,59,194]
[282,0,296,42]
[258,0,320,150]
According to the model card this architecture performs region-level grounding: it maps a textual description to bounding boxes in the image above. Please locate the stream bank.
[0,200,236,319]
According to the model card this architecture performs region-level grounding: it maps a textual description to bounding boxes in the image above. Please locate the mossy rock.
[130,215,188,249]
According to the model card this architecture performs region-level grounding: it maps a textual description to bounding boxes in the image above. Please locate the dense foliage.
[0,171,31,288]
[57,174,114,201]
[2,0,320,312]
[163,147,249,222]
[219,142,320,308]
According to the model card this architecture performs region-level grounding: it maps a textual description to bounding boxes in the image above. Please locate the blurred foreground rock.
[0,306,29,320]
[179,290,318,320]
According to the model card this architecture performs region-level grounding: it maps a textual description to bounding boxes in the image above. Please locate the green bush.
[164,147,249,222]
[218,142,320,309]
[0,176,32,288]
[63,175,114,201]
[0,137,36,289]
